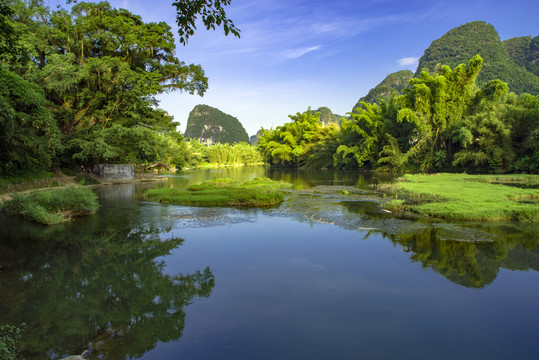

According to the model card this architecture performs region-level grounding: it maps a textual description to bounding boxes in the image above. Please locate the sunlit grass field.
[384,173,539,222]
[144,177,293,208]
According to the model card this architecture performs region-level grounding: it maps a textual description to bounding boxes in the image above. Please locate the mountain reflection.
[0,221,214,360]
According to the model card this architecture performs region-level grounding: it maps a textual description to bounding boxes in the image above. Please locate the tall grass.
[383,173,539,222]
[2,186,99,225]
[145,177,293,208]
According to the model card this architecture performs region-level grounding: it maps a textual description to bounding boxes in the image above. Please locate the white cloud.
[284,46,322,59]
[398,57,419,69]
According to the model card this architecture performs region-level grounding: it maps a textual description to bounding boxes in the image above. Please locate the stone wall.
[92,164,135,181]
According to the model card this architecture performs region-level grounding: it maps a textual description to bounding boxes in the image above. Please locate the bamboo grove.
[258,55,539,173]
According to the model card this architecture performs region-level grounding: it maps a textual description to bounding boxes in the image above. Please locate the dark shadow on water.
[0,209,214,360]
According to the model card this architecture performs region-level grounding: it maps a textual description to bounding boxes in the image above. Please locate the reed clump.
[2,186,99,225]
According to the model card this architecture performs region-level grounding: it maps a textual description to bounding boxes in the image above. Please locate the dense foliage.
[306,107,342,126]
[503,35,539,77]
[415,21,539,95]
[2,186,99,224]
[0,0,258,175]
[352,70,414,110]
[258,55,539,173]
[184,104,250,144]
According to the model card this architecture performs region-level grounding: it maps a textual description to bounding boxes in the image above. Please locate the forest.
[1,1,538,179]
[0,0,251,177]
[258,55,539,174]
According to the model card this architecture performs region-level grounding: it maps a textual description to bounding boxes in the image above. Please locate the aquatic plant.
[144,177,293,208]
[2,186,99,225]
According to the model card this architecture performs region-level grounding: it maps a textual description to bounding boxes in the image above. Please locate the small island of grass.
[2,186,100,225]
[382,173,539,222]
[144,177,293,208]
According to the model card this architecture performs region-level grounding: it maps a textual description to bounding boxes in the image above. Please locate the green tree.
[334,102,384,169]
[397,55,483,171]
[66,0,241,45]
[257,109,321,167]
[504,93,539,173]
[0,67,61,174]
[452,80,514,173]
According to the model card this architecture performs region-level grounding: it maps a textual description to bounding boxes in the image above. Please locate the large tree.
[0,0,241,169]
[66,0,241,45]
[396,55,484,171]
[0,67,60,173]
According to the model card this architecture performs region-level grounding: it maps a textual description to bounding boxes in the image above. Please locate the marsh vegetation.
[1,186,99,225]
[144,177,293,208]
[382,173,539,222]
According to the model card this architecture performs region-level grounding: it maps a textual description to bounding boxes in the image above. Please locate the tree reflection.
[0,222,214,360]
[287,195,539,289]
[370,223,539,288]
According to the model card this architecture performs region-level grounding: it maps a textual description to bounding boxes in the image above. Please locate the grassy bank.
[2,186,99,225]
[144,177,293,208]
[383,173,539,222]
[0,171,57,194]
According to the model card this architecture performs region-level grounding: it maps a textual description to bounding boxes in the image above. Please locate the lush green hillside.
[415,21,539,94]
[307,107,343,125]
[503,35,539,77]
[352,70,414,111]
[184,105,249,145]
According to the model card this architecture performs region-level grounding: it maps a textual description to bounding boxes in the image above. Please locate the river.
[0,166,538,360]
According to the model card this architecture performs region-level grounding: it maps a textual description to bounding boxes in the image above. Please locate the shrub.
[2,186,99,225]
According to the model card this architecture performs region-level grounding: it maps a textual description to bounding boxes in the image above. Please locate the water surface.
[0,167,538,359]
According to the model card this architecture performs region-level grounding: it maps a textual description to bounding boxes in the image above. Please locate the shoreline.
[0,174,167,204]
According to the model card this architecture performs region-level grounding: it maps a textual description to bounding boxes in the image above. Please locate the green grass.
[144,177,293,208]
[383,173,539,222]
[0,171,54,194]
[2,186,99,225]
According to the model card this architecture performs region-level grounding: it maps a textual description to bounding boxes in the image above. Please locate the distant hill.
[415,21,539,94]
[351,21,538,113]
[184,105,249,145]
[250,129,263,145]
[306,107,343,125]
[503,35,539,77]
[351,70,413,112]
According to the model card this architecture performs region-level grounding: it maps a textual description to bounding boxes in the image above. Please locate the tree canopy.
[259,55,539,174]
[0,0,241,173]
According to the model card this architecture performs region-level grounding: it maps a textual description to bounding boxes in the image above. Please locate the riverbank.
[0,172,166,204]
[382,173,539,222]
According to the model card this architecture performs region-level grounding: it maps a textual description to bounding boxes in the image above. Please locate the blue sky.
[69,0,538,135]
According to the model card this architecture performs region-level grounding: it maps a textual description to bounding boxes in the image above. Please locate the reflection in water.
[0,206,214,359]
[1,167,538,359]
[276,186,539,289]
[163,168,538,289]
